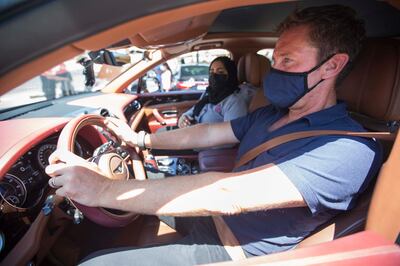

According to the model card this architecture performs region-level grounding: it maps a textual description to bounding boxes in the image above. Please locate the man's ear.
[322,53,349,79]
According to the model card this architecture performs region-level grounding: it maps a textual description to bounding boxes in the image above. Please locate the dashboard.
[0,92,140,260]
[0,133,94,260]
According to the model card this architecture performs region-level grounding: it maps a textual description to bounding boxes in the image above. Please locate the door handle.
[161,110,178,117]
[152,109,167,125]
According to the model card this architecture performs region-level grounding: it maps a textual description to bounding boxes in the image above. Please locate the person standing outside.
[40,68,57,100]
[160,63,173,92]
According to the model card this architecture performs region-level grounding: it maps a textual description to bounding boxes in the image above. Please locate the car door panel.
[129,91,201,132]
[145,100,198,132]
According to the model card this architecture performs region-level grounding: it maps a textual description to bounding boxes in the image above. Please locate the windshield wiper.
[0,101,53,120]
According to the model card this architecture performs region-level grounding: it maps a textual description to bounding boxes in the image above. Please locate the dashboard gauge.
[37,141,84,170]
[37,144,57,169]
[0,174,27,208]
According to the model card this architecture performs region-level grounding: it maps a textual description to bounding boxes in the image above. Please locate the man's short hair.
[277,5,366,84]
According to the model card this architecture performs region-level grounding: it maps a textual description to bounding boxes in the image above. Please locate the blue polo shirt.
[225,102,382,256]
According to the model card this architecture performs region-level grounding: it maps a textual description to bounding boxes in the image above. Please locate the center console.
[144,154,199,177]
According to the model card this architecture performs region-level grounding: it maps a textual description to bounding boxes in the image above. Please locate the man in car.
[46,5,382,265]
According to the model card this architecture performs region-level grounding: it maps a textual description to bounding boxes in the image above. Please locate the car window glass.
[132,49,231,94]
[257,48,274,62]
[0,47,144,112]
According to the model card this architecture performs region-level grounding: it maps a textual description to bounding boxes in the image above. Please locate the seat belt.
[234,130,395,169]
[215,129,396,261]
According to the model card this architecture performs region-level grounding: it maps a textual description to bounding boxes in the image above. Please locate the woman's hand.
[178,114,194,128]
[104,117,138,147]
[46,149,111,207]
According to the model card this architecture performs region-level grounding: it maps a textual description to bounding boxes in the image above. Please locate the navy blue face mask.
[263,55,334,109]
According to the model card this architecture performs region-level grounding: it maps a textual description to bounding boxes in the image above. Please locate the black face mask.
[263,54,335,109]
[192,59,239,118]
[208,73,231,104]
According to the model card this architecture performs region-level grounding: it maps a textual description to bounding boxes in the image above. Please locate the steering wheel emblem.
[113,163,123,174]
[97,153,129,181]
[110,156,125,175]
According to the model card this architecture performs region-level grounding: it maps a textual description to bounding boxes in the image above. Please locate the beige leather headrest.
[337,39,400,122]
[237,53,271,87]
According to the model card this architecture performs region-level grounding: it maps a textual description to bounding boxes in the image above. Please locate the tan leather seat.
[237,53,271,112]
[342,38,400,243]
[298,38,400,248]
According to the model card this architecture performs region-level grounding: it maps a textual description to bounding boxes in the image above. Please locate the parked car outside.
[172,64,209,91]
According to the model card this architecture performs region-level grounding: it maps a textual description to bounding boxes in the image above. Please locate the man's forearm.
[98,171,231,216]
[96,164,306,216]
[144,122,238,150]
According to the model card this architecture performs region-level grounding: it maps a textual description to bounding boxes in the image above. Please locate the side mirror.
[143,50,153,61]
[88,49,131,66]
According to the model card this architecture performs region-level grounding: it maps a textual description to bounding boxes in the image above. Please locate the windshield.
[0,47,145,112]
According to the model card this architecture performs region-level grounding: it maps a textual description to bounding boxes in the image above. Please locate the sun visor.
[129,12,219,48]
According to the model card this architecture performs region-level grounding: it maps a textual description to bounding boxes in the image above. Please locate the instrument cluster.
[0,135,86,210]
[0,133,94,260]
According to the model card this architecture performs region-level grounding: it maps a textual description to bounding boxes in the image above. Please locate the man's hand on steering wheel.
[44,114,144,227]
[104,117,138,147]
[45,149,110,207]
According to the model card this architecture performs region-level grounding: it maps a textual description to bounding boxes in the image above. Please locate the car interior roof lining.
[210,0,400,37]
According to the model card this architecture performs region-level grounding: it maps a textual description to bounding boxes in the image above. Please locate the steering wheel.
[57,114,145,227]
